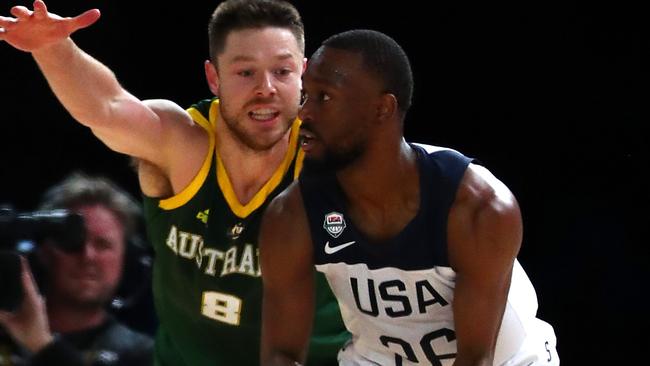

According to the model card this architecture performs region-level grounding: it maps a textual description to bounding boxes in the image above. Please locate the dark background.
[1,1,648,364]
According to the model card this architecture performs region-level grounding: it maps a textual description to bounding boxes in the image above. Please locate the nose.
[298,105,308,122]
[298,97,311,122]
[255,71,277,97]
[81,241,98,260]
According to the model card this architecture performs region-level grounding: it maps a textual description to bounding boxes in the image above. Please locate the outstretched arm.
[259,182,315,366]
[447,164,523,366]
[0,1,196,171]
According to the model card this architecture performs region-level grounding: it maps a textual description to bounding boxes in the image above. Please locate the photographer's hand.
[0,257,54,353]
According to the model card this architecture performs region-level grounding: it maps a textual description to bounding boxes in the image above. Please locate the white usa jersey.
[299,145,559,365]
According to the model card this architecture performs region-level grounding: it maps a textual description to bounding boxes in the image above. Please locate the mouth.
[249,108,280,123]
[299,128,317,150]
[73,269,100,281]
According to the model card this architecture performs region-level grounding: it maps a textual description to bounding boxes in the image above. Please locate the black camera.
[0,207,86,311]
[0,207,86,252]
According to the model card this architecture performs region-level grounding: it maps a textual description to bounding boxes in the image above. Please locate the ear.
[204,60,220,96]
[301,57,308,75]
[377,93,398,122]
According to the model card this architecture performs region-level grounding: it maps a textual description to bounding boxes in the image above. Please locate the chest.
[346,200,420,243]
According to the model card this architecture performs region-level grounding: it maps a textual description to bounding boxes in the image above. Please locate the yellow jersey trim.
[217,118,301,218]
[158,100,218,210]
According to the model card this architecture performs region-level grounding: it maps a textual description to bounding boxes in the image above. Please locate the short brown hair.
[38,172,141,240]
[208,0,304,64]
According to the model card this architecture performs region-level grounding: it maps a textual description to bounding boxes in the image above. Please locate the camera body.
[0,207,86,252]
[0,207,86,311]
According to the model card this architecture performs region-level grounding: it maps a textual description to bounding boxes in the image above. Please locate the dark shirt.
[0,316,153,366]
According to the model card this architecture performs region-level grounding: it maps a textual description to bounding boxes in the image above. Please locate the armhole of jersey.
[217,118,301,218]
[158,101,217,210]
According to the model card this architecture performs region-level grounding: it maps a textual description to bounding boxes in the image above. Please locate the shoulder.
[447,163,522,271]
[410,143,467,159]
[142,99,186,117]
[264,181,304,224]
[100,322,154,365]
[141,98,206,143]
[139,99,211,194]
[261,180,311,252]
[102,321,154,350]
[411,143,472,172]
[143,99,193,126]
[460,163,519,215]
[411,142,449,154]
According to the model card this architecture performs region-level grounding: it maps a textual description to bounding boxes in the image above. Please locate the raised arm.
[0,1,198,172]
[259,182,315,366]
[447,164,523,366]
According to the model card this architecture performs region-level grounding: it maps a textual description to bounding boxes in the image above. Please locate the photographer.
[0,173,153,366]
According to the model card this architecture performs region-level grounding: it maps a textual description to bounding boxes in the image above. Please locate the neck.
[215,119,292,205]
[337,137,417,204]
[336,137,420,242]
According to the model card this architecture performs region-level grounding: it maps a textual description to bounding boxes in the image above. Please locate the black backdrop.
[1,1,648,364]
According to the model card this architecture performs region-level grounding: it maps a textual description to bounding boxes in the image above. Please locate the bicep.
[448,165,523,364]
[260,184,314,364]
[91,97,193,168]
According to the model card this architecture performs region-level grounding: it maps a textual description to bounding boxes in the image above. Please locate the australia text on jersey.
[164,225,261,278]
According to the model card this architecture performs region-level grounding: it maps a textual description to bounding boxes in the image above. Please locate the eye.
[237,70,253,77]
[95,238,114,250]
[320,93,331,102]
[274,68,292,76]
[300,91,331,107]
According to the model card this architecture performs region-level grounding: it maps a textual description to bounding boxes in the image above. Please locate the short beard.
[219,96,299,152]
[301,143,365,178]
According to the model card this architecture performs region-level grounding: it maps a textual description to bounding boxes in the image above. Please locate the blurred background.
[1,1,647,364]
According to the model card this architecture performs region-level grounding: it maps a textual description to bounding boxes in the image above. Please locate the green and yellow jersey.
[143,98,348,366]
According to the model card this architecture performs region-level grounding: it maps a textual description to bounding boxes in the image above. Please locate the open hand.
[0,0,100,52]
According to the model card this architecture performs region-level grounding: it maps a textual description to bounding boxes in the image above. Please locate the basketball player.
[0,1,348,365]
[259,30,559,365]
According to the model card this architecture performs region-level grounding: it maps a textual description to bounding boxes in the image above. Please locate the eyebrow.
[307,67,348,87]
[228,52,296,64]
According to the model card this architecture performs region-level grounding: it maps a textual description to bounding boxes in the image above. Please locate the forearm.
[259,186,315,366]
[32,38,130,127]
[260,289,312,366]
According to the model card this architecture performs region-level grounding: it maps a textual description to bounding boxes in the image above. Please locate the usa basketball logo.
[323,212,346,238]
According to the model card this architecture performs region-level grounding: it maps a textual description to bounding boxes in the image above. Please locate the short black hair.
[208,0,305,63]
[322,29,414,115]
